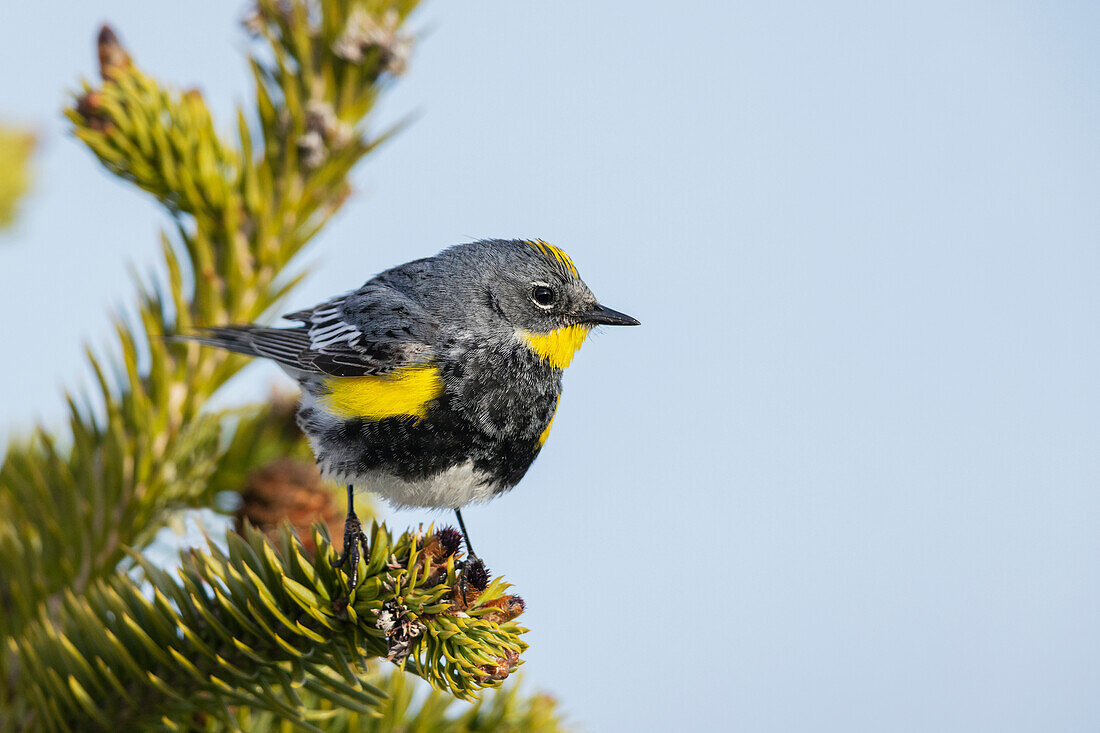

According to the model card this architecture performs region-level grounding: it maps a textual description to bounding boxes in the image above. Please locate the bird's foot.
[331,510,369,593]
[459,556,488,602]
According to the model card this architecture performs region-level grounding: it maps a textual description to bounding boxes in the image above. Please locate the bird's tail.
[170,326,266,358]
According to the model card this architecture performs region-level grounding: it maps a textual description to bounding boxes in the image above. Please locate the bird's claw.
[458,555,486,601]
[332,510,369,593]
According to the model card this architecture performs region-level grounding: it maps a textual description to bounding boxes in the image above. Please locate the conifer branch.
[237,671,566,732]
[1,0,418,641]
[10,524,527,730]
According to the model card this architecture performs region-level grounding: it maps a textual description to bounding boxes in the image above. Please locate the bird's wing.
[195,284,438,378]
[285,284,438,376]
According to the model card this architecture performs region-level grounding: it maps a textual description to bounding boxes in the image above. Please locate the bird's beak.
[578,303,641,326]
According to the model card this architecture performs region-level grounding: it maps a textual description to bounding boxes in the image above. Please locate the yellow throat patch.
[520,325,590,369]
[321,365,444,421]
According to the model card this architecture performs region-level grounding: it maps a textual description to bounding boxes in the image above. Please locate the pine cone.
[235,457,344,555]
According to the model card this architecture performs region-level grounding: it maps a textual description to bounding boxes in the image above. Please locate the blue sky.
[3,2,1100,730]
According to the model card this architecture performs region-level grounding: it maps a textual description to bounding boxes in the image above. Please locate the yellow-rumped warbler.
[185,239,638,588]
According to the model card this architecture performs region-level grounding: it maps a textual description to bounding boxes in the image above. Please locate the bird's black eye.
[530,284,556,308]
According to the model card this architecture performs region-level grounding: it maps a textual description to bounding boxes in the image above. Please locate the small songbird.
[186,239,639,589]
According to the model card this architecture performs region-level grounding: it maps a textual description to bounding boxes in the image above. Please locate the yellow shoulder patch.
[520,325,590,369]
[538,394,562,447]
[320,365,444,421]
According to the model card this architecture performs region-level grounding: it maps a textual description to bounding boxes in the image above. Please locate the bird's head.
[442,239,639,369]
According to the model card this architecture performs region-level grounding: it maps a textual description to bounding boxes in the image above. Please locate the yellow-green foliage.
[236,670,567,732]
[0,127,35,229]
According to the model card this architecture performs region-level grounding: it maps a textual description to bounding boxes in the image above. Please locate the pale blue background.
[3,2,1099,731]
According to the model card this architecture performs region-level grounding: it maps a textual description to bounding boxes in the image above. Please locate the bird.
[183,238,639,590]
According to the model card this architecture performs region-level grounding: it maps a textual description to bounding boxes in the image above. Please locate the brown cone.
[235,457,344,555]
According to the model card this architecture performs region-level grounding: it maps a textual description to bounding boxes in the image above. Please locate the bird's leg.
[454,508,480,598]
[454,508,477,561]
[332,484,369,593]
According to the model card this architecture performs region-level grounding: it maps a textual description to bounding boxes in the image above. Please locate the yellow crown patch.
[525,239,579,278]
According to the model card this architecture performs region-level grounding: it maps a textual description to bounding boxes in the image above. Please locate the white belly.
[324,460,499,509]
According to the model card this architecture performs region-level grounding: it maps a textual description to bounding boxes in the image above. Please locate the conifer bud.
[97,25,132,81]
